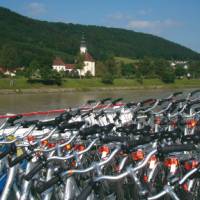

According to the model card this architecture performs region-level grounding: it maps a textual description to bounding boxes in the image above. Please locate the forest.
[0,6,200,69]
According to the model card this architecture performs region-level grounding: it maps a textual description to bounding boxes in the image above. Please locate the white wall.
[52,65,66,72]
[53,61,95,76]
[79,61,95,76]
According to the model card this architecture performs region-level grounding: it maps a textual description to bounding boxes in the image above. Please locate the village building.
[0,67,21,77]
[52,36,95,76]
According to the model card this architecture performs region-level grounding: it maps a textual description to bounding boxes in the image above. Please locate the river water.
[0,89,193,115]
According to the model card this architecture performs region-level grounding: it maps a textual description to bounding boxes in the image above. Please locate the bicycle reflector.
[65,144,71,151]
[186,119,197,128]
[27,135,35,143]
[170,120,177,128]
[47,143,56,148]
[182,183,189,192]
[99,146,110,158]
[132,149,144,161]
[143,175,148,183]
[184,160,198,171]
[154,117,161,125]
[149,155,157,169]
[74,144,85,151]
[164,157,179,169]
[41,140,48,146]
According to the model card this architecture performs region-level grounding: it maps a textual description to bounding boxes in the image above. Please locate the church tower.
[80,34,87,54]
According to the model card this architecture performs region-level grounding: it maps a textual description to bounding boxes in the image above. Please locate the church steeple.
[80,34,87,54]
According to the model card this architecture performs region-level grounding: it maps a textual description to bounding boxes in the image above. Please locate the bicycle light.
[132,149,144,161]
[184,160,198,171]
[186,119,197,128]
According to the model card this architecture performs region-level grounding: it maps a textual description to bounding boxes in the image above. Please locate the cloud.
[128,20,154,29]
[107,12,130,21]
[26,2,46,16]
[127,19,181,33]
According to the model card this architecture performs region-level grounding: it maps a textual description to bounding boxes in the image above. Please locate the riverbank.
[0,78,199,94]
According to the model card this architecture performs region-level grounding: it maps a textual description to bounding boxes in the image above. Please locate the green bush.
[101,73,114,84]
[161,70,175,83]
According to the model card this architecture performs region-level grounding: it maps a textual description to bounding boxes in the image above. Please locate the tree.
[85,71,92,78]
[40,66,62,85]
[138,57,155,77]
[75,53,84,78]
[189,61,200,78]
[25,59,40,79]
[95,61,106,77]
[161,67,175,83]
[70,69,79,78]
[135,70,143,84]
[121,63,135,78]
[154,58,170,78]
[0,44,19,68]
[75,53,84,69]
[101,72,114,84]
[175,65,186,78]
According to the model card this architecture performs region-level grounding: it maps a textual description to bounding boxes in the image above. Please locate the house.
[52,57,75,72]
[0,67,18,77]
[170,60,188,67]
[52,36,95,76]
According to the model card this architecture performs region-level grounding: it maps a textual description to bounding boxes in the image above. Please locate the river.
[0,88,193,115]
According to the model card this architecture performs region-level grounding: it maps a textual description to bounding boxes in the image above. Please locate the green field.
[0,78,200,92]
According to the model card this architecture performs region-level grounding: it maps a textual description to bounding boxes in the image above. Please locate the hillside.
[0,7,200,67]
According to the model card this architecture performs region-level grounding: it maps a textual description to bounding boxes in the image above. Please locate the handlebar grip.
[36,120,58,129]
[21,120,39,128]
[59,112,73,121]
[126,102,137,108]
[159,144,196,154]
[7,115,23,125]
[76,182,95,200]
[173,92,183,97]
[24,162,45,181]
[141,99,156,106]
[100,98,112,104]
[79,124,100,137]
[87,100,96,104]
[81,111,92,118]
[112,98,123,105]
[8,153,27,167]
[101,136,129,143]
[127,136,153,147]
[35,176,61,193]
[58,121,85,131]
[191,90,200,96]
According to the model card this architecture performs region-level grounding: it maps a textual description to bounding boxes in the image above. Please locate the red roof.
[65,64,75,69]
[53,57,65,66]
[53,53,94,70]
[0,67,23,73]
[84,52,94,62]
[0,67,5,73]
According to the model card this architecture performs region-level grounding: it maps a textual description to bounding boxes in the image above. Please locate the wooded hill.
[0,6,199,67]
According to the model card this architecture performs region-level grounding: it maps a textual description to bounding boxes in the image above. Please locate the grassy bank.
[0,78,199,93]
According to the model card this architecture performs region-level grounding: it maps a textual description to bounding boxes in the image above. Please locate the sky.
[0,0,200,53]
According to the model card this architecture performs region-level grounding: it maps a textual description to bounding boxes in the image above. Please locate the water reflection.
[0,89,192,114]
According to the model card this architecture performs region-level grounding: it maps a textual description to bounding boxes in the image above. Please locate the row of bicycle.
[1,90,200,199]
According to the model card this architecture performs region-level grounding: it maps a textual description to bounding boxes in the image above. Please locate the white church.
[52,37,95,76]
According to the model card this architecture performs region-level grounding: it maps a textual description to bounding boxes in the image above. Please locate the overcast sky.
[1,0,200,52]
